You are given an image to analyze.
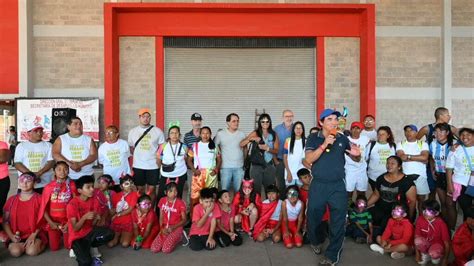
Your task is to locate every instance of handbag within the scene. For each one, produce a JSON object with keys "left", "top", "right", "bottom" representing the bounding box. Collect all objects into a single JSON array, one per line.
[
  {"left": 248, "top": 141, "right": 267, "bottom": 167},
  {"left": 162, "top": 142, "right": 183, "bottom": 173},
  {"left": 461, "top": 145, "right": 474, "bottom": 197}
]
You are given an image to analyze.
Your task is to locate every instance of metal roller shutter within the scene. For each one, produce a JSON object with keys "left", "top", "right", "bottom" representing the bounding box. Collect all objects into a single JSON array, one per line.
[{"left": 164, "top": 47, "right": 316, "bottom": 136}]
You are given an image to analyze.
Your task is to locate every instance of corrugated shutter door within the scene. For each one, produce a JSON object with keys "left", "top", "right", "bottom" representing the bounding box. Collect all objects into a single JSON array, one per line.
[{"left": 164, "top": 48, "right": 316, "bottom": 136}]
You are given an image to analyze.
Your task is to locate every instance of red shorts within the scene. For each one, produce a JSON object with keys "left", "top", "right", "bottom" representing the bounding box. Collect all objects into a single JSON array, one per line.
[
  {"left": 111, "top": 222, "right": 133, "bottom": 233},
  {"left": 282, "top": 220, "right": 303, "bottom": 247},
  {"left": 265, "top": 220, "right": 279, "bottom": 231}
]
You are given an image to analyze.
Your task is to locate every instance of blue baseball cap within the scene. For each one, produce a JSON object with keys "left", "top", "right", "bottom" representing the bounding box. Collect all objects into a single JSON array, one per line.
[
  {"left": 319, "top": 108, "right": 341, "bottom": 121},
  {"left": 403, "top": 124, "right": 418, "bottom": 132}
]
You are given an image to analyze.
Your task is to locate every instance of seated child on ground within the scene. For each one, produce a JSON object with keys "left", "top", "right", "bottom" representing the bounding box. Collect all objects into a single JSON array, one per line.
[
  {"left": 450, "top": 206, "right": 474, "bottom": 266},
  {"left": 151, "top": 182, "right": 187, "bottom": 253},
  {"left": 215, "top": 190, "right": 242, "bottom": 247},
  {"left": 253, "top": 185, "right": 282, "bottom": 243},
  {"left": 94, "top": 174, "right": 115, "bottom": 227},
  {"left": 414, "top": 199, "right": 450, "bottom": 265},
  {"left": 233, "top": 178, "right": 261, "bottom": 235},
  {"left": 3, "top": 173, "right": 46, "bottom": 257},
  {"left": 370, "top": 203, "right": 414, "bottom": 260},
  {"left": 131, "top": 194, "right": 160, "bottom": 250},
  {"left": 281, "top": 185, "right": 304, "bottom": 248},
  {"left": 108, "top": 175, "right": 139, "bottom": 248},
  {"left": 39, "top": 161, "right": 77, "bottom": 251},
  {"left": 346, "top": 195, "right": 373, "bottom": 244},
  {"left": 67, "top": 175, "right": 114, "bottom": 266},
  {"left": 189, "top": 188, "right": 221, "bottom": 251}
]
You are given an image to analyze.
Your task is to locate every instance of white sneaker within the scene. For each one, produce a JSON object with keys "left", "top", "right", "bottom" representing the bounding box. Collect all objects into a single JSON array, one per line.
[
  {"left": 431, "top": 258, "right": 440, "bottom": 265},
  {"left": 90, "top": 247, "right": 102, "bottom": 258},
  {"left": 69, "top": 249, "right": 76, "bottom": 258},
  {"left": 418, "top": 253, "right": 430, "bottom": 265},
  {"left": 369, "top": 244, "right": 384, "bottom": 255},
  {"left": 391, "top": 252, "right": 405, "bottom": 259}
]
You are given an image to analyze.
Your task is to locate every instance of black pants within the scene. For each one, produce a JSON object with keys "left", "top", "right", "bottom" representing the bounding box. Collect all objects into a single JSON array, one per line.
[
  {"left": 9, "top": 145, "right": 15, "bottom": 165},
  {"left": 275, "top": 160, "right": 286, "bottom": 200},
  {"left": 157, "top": 173, "right": 187, "bottom": 201},
  {"left": 0, "top": 177, "right": 10, "bottom": 215},
  {"left": 189, "top": 235, "right": 216, "bottom": 251},
  {"left": 459, "top": 185, "right": 473, "bottom": 221},
  {"left": 72, "top": 227, "right": 115, "bottom": 266},
  {"left": 214, "top": 231, "right": 243, "bottom": 247}
]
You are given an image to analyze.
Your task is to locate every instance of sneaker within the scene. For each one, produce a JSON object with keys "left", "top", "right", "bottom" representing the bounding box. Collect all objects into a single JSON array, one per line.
[
  {"left": 431, "top": 258, "right": 440, "bottom": 265},
  {"left": 417, "top": 253, "right": 430, "bottom": 265},
  {"left": 92, "top": 257, "right": 103, "bottom": 266},
  {"left": 69, "top": 249, "right": 76, "bottom": 258},
  {"left": 311, "top": 244, "right": 322, "bottom": 255},
  {"left": 90, "top": 247, "right": 102, "bottom": 258},
  {"left": 355, "top": 237, "right": 366, "bottom": 244},
  {"left": 318, "top": 256, "right": 336, "bottom": 266},
  {"left": 390, "top": 252, "right": 405, "bottom": 259},
  {"left": 369, "top": 244, "right": 384, "bottom": 255}
]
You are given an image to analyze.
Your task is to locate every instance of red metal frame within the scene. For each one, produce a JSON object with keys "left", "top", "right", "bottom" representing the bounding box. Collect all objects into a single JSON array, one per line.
[
  {"left": 104, "top": 3, "right": 376, "bottom": 129},
  {"left": 0, "top": 0, "right": 19, "bottom": 94}
]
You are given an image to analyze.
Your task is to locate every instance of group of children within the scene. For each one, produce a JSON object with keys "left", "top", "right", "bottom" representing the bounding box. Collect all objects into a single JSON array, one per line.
[
  {"left": 345, "top": 192, "right": 474, "bottom": 265},
  {"left": 1, "top": 161, "right": 319, "bottom": 265}
]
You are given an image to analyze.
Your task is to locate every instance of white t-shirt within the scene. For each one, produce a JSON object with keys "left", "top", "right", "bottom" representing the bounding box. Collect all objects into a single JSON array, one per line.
[
  {"left": 98, "top": 139, "right": 131, "bottom": 184},
  {"left": 283, "top": 138, "right": 305, "bottom": 182},
  {"left": 189, "top": 142, "right": 220, "bottom": 170},
  {"left": 285, "top": 199, "right": 302, "bottom": 221},
  {"left": 214, "top": 129, "right": 246, "bottom": 168},
  {"left": 361, "top": 129, "right": 377, "bottom": 142},
  {"left": 14, "top": 141, "right": 53, "bottom": 188},
  {"left": 366, "top": 142, "right": 396, "bottom": 181},
  {"left": 263, "top": 199, "right": 282, "bottom": 221},
  {"left": 397, "top": 140, "right": 429, "bottom": 179},
  {"left": 60, "top": 134, "right": 95, "bottom": 180},
  {"left": 128, "top": 125, "right": 165, "bottom": 170},
  {"left": 345, "top": 135, "right": 370, "bottom": 175},
  {"left": 446, "top": 145, "right": 474, "bottom": 186},
  {"left": 158, "top": 142, "right": 187, "bottom": 178}
]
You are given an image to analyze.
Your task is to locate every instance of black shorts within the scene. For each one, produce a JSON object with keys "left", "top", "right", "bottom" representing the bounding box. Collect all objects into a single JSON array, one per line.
[
  {"left": 132, "top": 168, "right": 160, "bottom": 186},
  {"left": 434, "top": 172, "right": 447, "bottom": 191}
]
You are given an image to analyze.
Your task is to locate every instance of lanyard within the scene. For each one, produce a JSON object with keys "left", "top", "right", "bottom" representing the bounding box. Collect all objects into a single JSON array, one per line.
[{"left": 165, "top": 198, "right": 176, "bottom": 228}]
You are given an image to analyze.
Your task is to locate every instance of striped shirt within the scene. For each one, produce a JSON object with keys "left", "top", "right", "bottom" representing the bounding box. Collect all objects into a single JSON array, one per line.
[
  {"left": 184, "top": 130, "right": 201, "bottom": 148},
  {"left": 349, "top": 210, "right": 372, "bottom": 229}
]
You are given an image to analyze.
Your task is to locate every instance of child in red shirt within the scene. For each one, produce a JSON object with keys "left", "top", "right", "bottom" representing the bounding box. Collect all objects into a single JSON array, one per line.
[
  {"left": 370, "top": 204, "right": 414, "bottom": 259},
  {"left": 39, "top": 161, "right": 77, "bottom": 251},
  {"left": 232, "top": 179, "right": 262, "bottom": 235},
  {"left": 450, "top": 206, "right": 474, "bottom": 266},
  {"left": 67, "top": 175, "right": 114, "bottom": 266},
  {"left": 189, "top": 188, "right": 221, "bottom": 251},
  {"left": 216, "top": 190, "right": 242, "bottom": 247},
  {"left": 3, "top": 173, "right": 46, "bottom": 257},
  {"left": 414, "top": 200, "right": 450, "bottom": 265},
  {"left": 131, "top": 194, "right": 159, "bottom": 250},
  {"left": 281, "top": 186, "right": 304, "bottom": 248},
  {"left": 94, "top": 174, "right": 115, "bottom": 227},
  {"left": 253, "top": 185, "right": 282, "bottom": 243},
  {"left": 151, "top": 182, "right": 187, "bottom": 253},
  {"left": 108, "top": 175, "right": 139, "bottom": 248}
]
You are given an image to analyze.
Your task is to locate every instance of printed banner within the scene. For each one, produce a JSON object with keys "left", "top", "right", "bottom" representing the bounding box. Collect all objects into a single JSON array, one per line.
[{"left": 16, "top": 98, "right": 100, "bottom": 141}]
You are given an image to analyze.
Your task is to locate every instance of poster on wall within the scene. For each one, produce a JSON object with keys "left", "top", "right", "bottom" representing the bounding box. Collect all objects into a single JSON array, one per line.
[{"left": 16, "top": 98, "right": 99, "bottom": 142}]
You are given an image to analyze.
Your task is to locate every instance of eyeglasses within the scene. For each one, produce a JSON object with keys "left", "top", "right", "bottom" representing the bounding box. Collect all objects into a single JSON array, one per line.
[
  {"left": 260, "top": 120, "right": 270, "bottom": 124},
  {"left": 140, "top": 114, "right": 151, "bottom": 119}
]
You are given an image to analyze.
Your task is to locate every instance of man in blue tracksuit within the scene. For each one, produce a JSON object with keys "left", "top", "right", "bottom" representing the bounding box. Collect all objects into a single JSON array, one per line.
[{"left": 305, "top": 109, "right": 361, "bottom": 266}]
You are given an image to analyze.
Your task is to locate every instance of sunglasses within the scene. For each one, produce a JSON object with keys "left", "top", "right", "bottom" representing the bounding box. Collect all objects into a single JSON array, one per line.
[{"left": 260, "top": 120, "right": 270, "bottom": 124}]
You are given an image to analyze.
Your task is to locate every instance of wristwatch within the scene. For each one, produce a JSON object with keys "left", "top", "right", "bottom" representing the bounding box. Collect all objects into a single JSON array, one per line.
[{"left": 407, "top": 155, "right": 412, "bottom": 160}]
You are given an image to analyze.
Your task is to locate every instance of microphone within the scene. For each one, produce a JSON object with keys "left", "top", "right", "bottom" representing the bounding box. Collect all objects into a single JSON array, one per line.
[{"left": 325, "top": 128, "right": 338, "bottom": 152}]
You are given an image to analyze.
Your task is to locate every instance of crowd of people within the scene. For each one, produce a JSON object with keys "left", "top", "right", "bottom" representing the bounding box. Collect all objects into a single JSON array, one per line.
[{"left": 0, "top": 106, "right": 472, "bottom": 266}]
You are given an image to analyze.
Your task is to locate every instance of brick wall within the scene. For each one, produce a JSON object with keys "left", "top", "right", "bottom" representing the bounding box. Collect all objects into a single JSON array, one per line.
[
  {"left": 453, "top": 37, "right": 474, "bottom": 88},
  {"left": 33, "top": 37, "right": 104, "bottom": 89},
  {"left": 33, "top": 0, "right": 106, "bottom": 25},
  {"left": 452, "top": 99, "right": 474, "bottom": 129},
  {"left": 452, "top": 0, "right": 474, "bottom": 26},
  {"left": 368, "top": 0, "right": 442, "bottom": 26},
  {"left": 325, "top": 38, "right": 360, "bottom": 125},
  {"left": 119, "top": 37, "right": 156, "bottom": 138}
]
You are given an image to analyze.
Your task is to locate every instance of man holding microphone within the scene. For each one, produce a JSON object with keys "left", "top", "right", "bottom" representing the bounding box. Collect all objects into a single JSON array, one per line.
[{"left": 305, "top": 109, "right": 361, "bottom": 266}]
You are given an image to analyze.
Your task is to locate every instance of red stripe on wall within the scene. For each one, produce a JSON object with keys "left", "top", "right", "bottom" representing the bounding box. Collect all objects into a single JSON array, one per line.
[{"left": 0, "top": 0, "right": 19, "bottom": 94}]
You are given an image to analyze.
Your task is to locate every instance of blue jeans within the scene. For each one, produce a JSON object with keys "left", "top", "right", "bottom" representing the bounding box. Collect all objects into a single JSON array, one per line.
[{"left": 220, "top": 167, "right": 244, "bottom": 192}]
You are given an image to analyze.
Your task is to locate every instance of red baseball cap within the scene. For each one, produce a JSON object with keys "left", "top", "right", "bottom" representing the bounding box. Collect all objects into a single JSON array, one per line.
[{"left": 350, "top": 122, "right": 364, "bottom": 129}]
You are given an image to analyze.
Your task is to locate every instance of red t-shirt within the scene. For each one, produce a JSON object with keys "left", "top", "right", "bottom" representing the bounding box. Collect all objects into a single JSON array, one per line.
[
  {"left": 217, "top": 204, "right": 235, "bottom": 232},
  {"left": 67, "top": 196, "right": 100, "bottom": 243},
  {"left": 190, "top": 203, "right": 221, "bottom": 236},
  {"left": 382, "top": 218, "right": 414, "bottom": 246},
  {"left": 415, "top": 216, "right": 450, "bottom": 246},
  {"left": 132, "top": 208, "right": 158, "bottom": 234},
  {"left": 94, "top": 189, "right": 114, "bottom": 216},
  {"left": 4, "top": 194, "right": 42, "bottom": 240},
  {"left": 45, "top": 180, "right": 77, "bottom": 219},
  {"left": 158, "top": 197, "right": 186, "bottom": 228},
  {"left": 111, "top": 191, "right": 139, "bottom": 225}
]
